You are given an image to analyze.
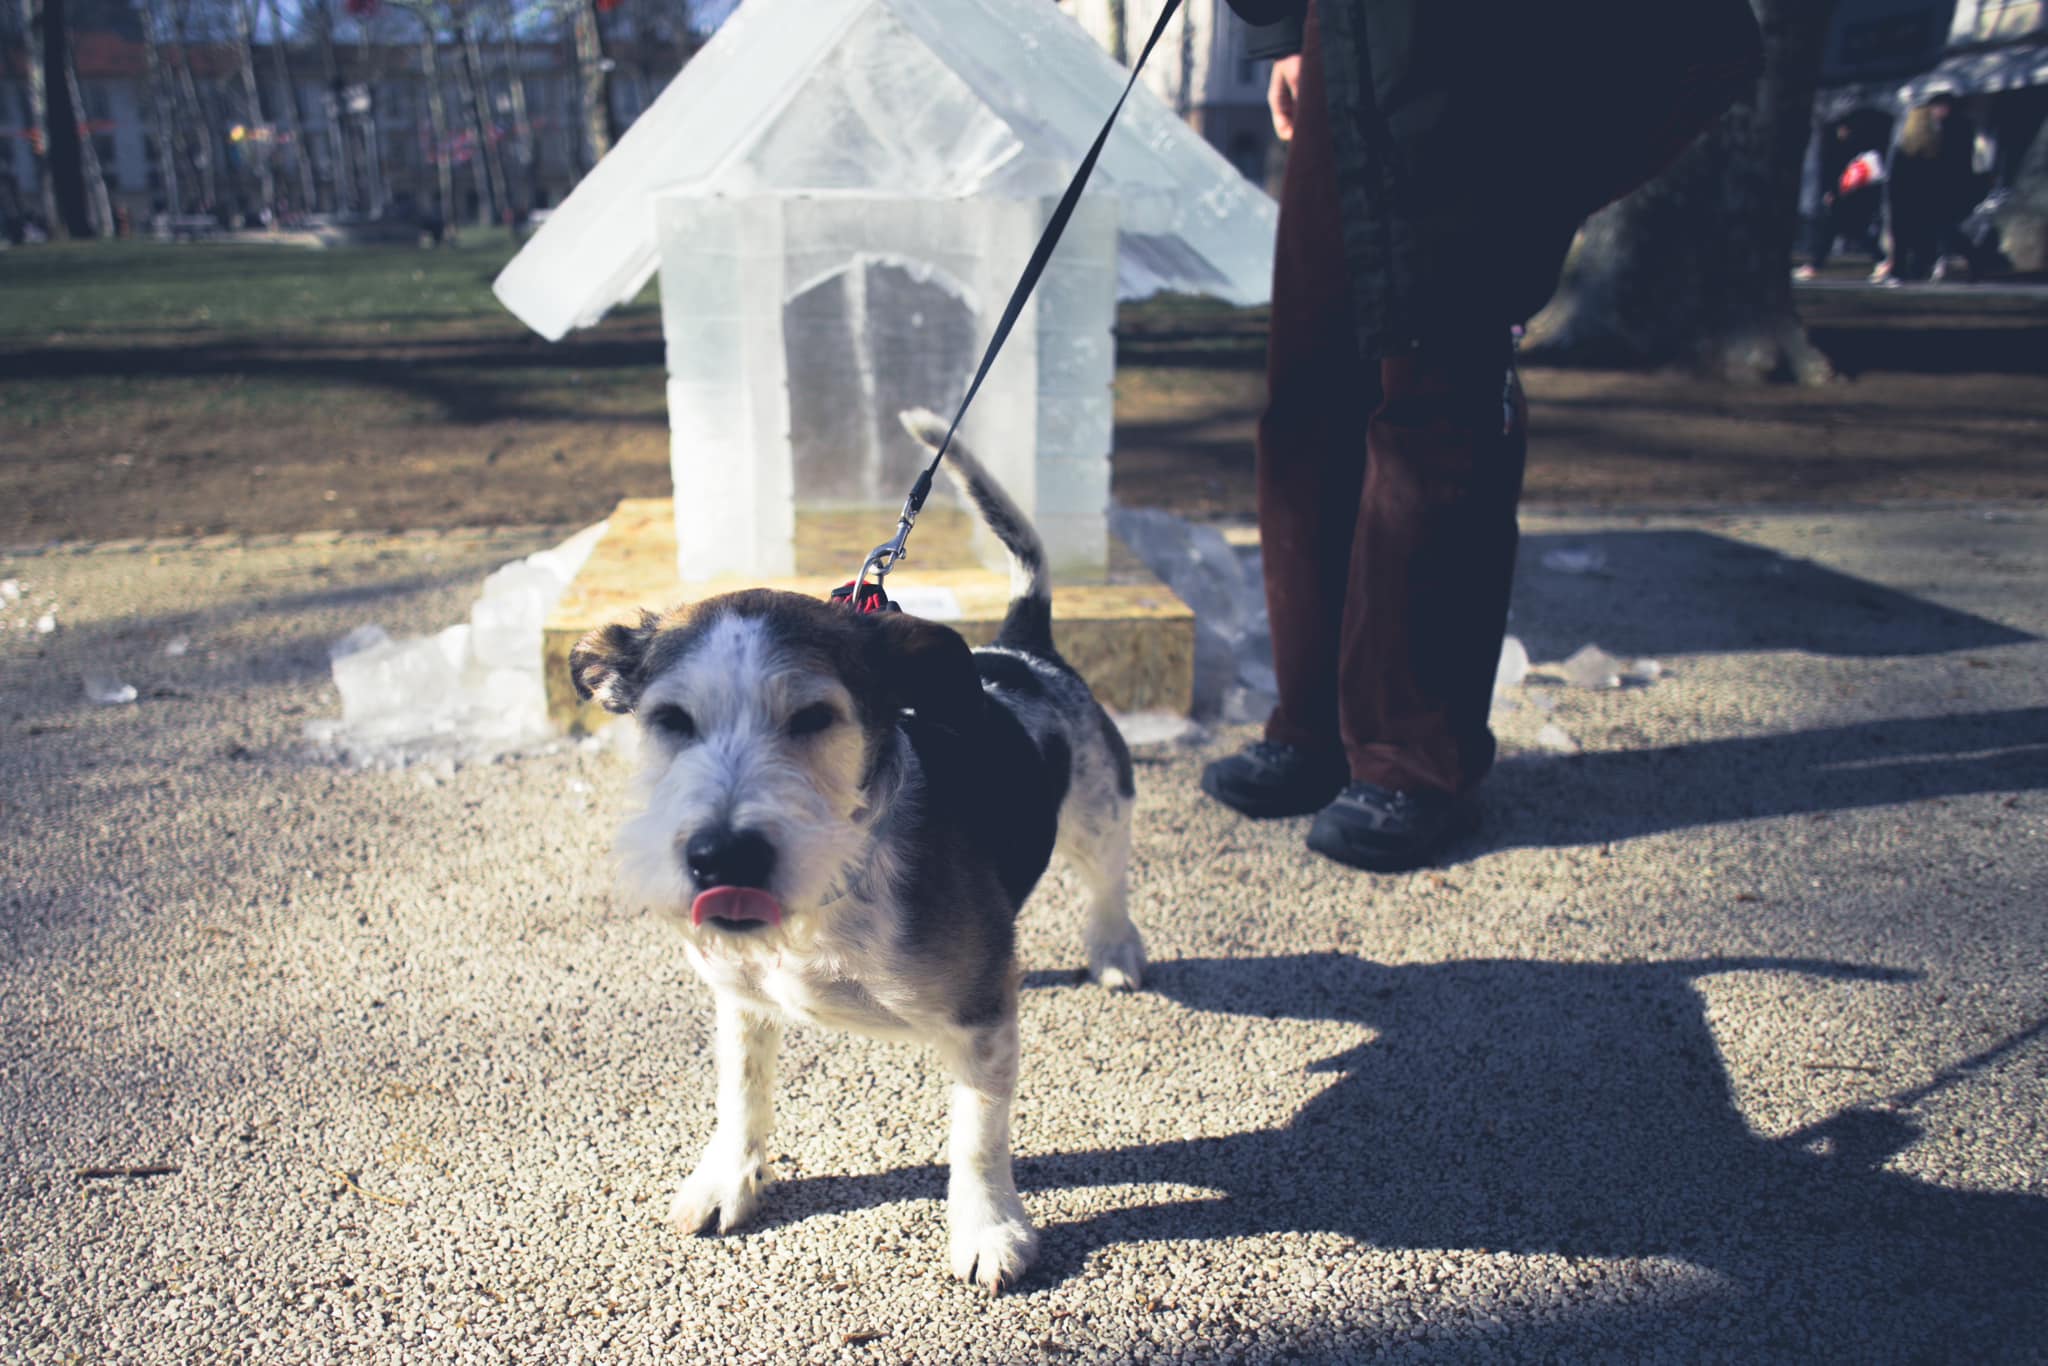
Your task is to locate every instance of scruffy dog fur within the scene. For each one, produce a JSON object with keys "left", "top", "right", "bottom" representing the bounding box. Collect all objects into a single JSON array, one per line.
[{"left": 569, "top": 410, "right": 1146, "bottom": 1293}]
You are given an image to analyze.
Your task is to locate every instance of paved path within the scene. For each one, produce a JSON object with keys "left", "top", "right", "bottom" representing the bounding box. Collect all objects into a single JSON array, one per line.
[
  {"left": 3, "top": 506, "right": 2044, "bottom": 1363},
  {"left": 1799, "top": 275, "right": 2048, "bottom": 301}
]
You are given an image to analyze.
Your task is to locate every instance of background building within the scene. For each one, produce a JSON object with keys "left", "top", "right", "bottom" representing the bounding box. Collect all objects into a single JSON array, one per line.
[{"left": 0, "top": 0, "right": 1278, "bottom": 238}]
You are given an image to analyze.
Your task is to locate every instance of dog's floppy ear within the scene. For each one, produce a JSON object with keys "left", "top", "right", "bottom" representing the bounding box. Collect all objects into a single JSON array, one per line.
[
  {"left": 569, "top": 609, "right": 660, "bottom": 714},
  {"left": 863, "top": 610, "right": 986, "bottom": 733}
]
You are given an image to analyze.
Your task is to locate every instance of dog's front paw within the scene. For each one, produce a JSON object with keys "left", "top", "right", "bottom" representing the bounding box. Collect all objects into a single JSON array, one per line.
[
  {"left": 1087, "top": 926, "right": 1146, "bottom": 991},
  {"left": 668, "top": 1148, "right": 773, "bottom": 1236},
  {"left": 949, "top": 1195, "right": 1039, "bottom": 1295}
]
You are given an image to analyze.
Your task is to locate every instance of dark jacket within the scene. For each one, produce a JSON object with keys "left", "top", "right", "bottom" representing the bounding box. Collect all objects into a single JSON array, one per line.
[{"left": 1225, "top": 0, "right": 1762, "bottom": 354}]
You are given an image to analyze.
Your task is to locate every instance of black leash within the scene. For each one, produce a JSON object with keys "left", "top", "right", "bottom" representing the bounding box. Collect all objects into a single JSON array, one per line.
[{"left": 834, "top": 0, "right": 1185, "bottom": 613}]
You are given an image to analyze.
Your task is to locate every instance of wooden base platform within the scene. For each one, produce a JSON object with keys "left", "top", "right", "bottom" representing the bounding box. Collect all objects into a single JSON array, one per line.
[{"left": 543, "top": 499, "right": 1196, "bottom": 733}]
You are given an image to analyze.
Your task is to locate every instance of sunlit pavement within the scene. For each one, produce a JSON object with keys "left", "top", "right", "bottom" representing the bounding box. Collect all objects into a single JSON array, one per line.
[{"left": 3, "top": 504, "right": 2044, "bottom": 1361}]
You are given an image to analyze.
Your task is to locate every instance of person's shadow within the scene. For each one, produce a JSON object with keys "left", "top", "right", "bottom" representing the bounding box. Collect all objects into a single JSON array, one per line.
[
  {"left": 1480, "top": 705, "right": 2048, "bottom": 850},
  {"left": 763, "top": 953, "right": 2048, "bottom": 1355}
]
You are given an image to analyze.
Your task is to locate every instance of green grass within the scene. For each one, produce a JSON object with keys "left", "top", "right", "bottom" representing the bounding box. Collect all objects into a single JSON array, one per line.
[
  {"left": 0, "top": 240, "right": 1260, "bottom": 445},
  {"left": 0, "top": 237, "right": 667, "bottom": 435},
  {"left": 0, "top": 237, "right": 661, "bottom": 342},
  {"left": 0, "top": 238, "right": 1267, "bottom": 349}
]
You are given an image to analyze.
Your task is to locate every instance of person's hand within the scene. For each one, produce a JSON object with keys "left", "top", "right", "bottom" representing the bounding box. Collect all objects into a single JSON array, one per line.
[{"left": 1268, "top": 55, "right": 1302, "bottom": 142}]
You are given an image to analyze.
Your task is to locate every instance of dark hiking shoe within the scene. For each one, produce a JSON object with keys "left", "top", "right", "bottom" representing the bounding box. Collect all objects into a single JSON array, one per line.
[
  {"left": 1201, "top": 741, "right": 1348, "bottom": 819},
  {"left": 1306, "top": 782, "right": 1478, "bottom": 872}
]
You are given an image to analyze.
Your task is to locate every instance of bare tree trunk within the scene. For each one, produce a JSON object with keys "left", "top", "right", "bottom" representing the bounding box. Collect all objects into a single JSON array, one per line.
[
  {"left": 138, "top": 0, "right": 184, "bottom": 215},
  {"left": 492, "top": 0, "right": 535, "bottom": 215},
  {"left": 38, "top": 0, "right": 90, "bottom": 237},
  {"left": 355, "top": 25, "right": 385, "bottom": 215},
  {"left": 1105, "top": 0, "right": 1126, "bottom": 64},
  {"left": 309, "top": 1, "right": 353, "bottom": 212},
  {"left": 63, "top": 53, "right": 112, "bottom": 234},
  {"left": 416, "top": 16, "right": 456, "bottom": 239},
  {"left": 1523, "top": 0, "right": 1837, "bottom": 383},
  {"left": 260, "top": 0, "right": 318, "bottom": 215},
  {"left": 14, "top": 0, "right": 60, "bottom": 233},
  {"left": 448, "top": 19, "right": 492, "bottom": 227},
  {"left": 454, "top": 11, "right": 509, "bottom": 232},
  {"left": 231, "top": 0, "right": 277, "bottom": 222},
  {"left": 359, "top": 89, "right": 385, "bottom": 214},
  {"left": 571, "top": 0, "right": 610, "bottom": 168},
  {"left": 169, "top": 0, "right": 219, "bottom": 214}
]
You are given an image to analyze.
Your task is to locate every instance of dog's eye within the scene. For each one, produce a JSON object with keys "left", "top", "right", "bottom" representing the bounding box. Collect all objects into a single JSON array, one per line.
[
  {"left": 646, "top": 704, "right": 697, "bottom": 741},
  {"left": 787, "top": 702, "right": 836, "bottom": 738}
]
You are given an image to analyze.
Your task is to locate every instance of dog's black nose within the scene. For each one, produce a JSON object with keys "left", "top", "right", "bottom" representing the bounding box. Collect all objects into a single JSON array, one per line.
[{"left": 683, "top": 828, "right": 777, "bottom": 890}]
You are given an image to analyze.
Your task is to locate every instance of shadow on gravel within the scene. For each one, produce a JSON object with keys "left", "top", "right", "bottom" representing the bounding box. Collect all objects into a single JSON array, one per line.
[
  {"left": 1478, "top": 706, "right": 2048, "bottom": 850},
  {"left": 774, "top": 954, "right": 2048, "bottom": 1355},
  {"left": 1511, "top": 529, "right": 2035, "bottom": 663}
]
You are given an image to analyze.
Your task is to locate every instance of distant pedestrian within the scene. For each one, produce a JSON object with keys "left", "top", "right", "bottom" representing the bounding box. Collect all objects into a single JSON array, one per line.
[
  {"left": 1799, "top": 120, "right": 1884, "bottom": 278},
  {"left": 1882, "top": 95, "right": 1982, "bottom": 283}
]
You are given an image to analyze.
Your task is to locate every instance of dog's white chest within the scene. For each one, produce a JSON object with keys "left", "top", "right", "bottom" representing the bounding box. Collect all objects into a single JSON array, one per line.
[
  {"left": 694, "top": 950, "right": 919, "bottom": 1041},
  {"left": 761, "top": 964, "right": 915, "bottom": 1038}
]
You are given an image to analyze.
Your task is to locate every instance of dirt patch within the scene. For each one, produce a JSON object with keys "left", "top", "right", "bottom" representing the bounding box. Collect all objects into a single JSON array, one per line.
[
  {"left": 1, "top": 320, "right": 671, "bottom": 543},
  {"left": 1109, "top": 287, "right": 2048, "bottom": 519},
  {"left": 3, "top": 286, "right": 2043, "bottom": 545}
]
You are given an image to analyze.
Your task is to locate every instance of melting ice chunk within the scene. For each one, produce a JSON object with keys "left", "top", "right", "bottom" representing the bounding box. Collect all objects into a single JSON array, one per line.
[
  {"left": 1493, "top": 634, "right": 1530, "bottom": 703},
  {"left": 329, "top": 623, "right": 391, "bottom": 662},
  {"left": 1541, "top": 547, "right": 1608, "bottom": 575},
  {"left": 1111, "top": 507, "right": 1270, "bottom": 718},
  {"left": 1113, "top": 711, "right": 1200, "bottom": 748},
  {"left": 1220, "top": 684, "right": 1277, "bottom": 725},
  {"left": 84, "top": 673, "right": 138, "bottom": 705},
  {"left": 1561, "top": 644, "right": 1627, "bottom": 690},
  {"left": 310, "top": 522, "right": 608, "bottom": 768}
]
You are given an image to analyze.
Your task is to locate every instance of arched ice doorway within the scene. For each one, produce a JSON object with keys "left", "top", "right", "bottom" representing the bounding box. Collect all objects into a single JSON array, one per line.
[{"left": 783, "top": 254, "right": 979, "bottom": 508}]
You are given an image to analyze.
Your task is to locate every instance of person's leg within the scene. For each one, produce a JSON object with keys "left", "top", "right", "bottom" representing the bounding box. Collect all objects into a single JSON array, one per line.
[
  {"left": 1818, "top": 200, "right": 1845, "bottom": 267},
  {"left": 1794, "top": 209, "right": 1827, "bottom": 279},
  {"left": 1872, "top": 184, "right": 1898, "bottom": 281},
  {"left": 1204, "top": 0, "right": 1367, "bottom": 817},
  {"left": 1305, "top": 329, "right": 1525, "bottom": 870},
  {"left": 1258, "top": 1, "right": 1376, "bottom": 756},
  {"left": 1934, "top": 214, "right": 1976, "bottom": 280},
  {"left": 1893, "top": 182, "right": 1936, "bottom": 280},
  {"left": 1337, "top": 330, "right": 1524, "bottom": 797},
  {"left": 1835, "top": 197, "right": 1867, "bottom": 266}
]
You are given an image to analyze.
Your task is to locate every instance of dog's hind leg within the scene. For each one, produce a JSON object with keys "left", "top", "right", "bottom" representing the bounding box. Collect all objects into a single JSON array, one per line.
[
  {"left": 670, "top": 996, "right": 781, "bottom": 1235},
  {"left": 1060, "top": 798, "right": 1146, "bottom": 991},
  {"left": 940, "top": 1014, "right": 1039, "bottom": 1294}
]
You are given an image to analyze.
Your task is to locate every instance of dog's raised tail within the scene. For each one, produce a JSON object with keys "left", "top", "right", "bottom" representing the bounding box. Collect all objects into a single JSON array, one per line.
[{"left": 897, "top": 408, "right": 1053, "bottom": 654}]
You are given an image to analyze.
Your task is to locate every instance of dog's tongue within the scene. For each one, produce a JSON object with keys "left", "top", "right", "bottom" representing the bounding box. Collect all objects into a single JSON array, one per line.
[{"left": 690, "top": 886, "right": 783, "bottom": 928}]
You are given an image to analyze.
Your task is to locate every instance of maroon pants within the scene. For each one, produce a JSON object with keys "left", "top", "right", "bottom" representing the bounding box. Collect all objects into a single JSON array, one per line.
[{"left": 1258, "top": 5, "right": 1527, "bottom": 797}]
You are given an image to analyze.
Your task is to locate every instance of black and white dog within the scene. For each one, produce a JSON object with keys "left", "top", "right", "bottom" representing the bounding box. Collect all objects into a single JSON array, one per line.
[{"left": 569, "top": 410, "right": 1146, "bottom": 1293}]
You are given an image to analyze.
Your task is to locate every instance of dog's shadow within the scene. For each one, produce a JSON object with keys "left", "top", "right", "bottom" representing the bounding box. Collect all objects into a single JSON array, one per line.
[{"left": 760, "top": 952, "right": 2048, "bottom": 1349}]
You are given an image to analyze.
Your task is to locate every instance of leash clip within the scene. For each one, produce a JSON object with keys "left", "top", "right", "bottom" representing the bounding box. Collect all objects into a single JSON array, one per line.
[{"left": 830, "top": 485, "right": 922, "bottom": 614}]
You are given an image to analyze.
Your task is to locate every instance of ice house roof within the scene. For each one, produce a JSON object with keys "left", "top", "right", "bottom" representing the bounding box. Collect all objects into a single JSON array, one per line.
[{"left": 493, "top": 0, "right": 1277, "bottom": 341}]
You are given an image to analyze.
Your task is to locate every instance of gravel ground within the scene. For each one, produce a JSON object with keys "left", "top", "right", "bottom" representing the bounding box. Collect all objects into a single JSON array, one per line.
[{"left": 3, "top": 507, "right": 2044, "bottom": 1364}]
